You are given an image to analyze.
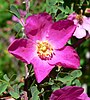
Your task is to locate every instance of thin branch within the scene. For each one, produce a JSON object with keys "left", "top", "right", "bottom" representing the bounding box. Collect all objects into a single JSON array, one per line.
[
  {"left": 21, "top": 91, "right": 28, "bottom": 100},
  {"left": 25, "top": 64, "right": 29, "bottom": 79},
  {"left": 25, "top": 0, "right": 30, "bottom": 13},
  {"left": 22, "top": 64, "right": 29, "bottom": 100}
]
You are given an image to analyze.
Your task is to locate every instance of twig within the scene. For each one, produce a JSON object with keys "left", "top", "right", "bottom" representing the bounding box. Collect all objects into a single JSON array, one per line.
[
  {"left": 25, "top": 64, "right": 29, "bottom": 79},
  {"left": 22, "top": 64, "right": 29, "bottom": 100},
  {"left": 21, "top": 91, "right": 28, "bottom": 100},
  {"left": 25, "top": 0, "right": 30, "bottom": 13}
]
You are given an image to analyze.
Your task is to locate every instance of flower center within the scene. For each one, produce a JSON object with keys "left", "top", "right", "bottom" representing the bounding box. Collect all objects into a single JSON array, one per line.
[
  {"left": 36, "top": 40, "right": 53, "bottom": 60},
  {"left": 76, "top": 14, "right": 83, "bottom": 24}
]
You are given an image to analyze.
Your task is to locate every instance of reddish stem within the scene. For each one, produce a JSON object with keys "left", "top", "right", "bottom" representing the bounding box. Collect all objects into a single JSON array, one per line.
[
  {"left": 22, "top": 64, "right": 29, "bottom": 100},
  {"left": 72, "top": 37, "right": 86, "bottom": 48},
  {"left": 25, "top": 0, "right": 30, "bottom": 13}
]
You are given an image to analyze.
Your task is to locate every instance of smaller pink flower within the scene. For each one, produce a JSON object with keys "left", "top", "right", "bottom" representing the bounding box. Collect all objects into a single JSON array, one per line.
[
  {"left": 85, "top": 8, "right": 90, "bottom": 13},
  {"left": 68, "top": 12, "right": 90, "bottom": 39},
  {"left": 50, "top": 86, "right": 90, "bottom": 100}
]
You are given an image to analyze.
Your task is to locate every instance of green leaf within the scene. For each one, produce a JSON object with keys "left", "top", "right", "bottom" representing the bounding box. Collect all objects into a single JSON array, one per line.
[
  {"left": 58, "top": 5, "right": 65, "bottom": 12},
  {"left": 64, "top": 6, "right": 70, "bottom": 14},
  {"left": 46, "top": 0, "right": 64, "bottom": 6},
  {"left": 10, "top": 4, "right": 20, "bottom": 18},
  {"left": 18, "top": 83, "right": 24, "bottom": 89},
  {"left": 0, "top": 71, "right": 3, "bottom": 76},
  {"left": 48, "top": 78, "right": 54, "bottom": 85},
  {"left": 80, "top": 0, "right": 84, "bottom": 6},
  {"left": 9, "top": 74, "right": 17, "bottom": 82},
  {"left": 56, "top": 13, "right": 67, "bottom": 21},
  {"left": 31, "top": 86, "right": 40, "bottom": 100},
  {"left": 68, "top": 40, "right": 72, "bottom": 45},
  {"left": 80, "top": 59, "right": 84, "bottom": 65},
  {"left": 70, "top": 70, "right": 82, "bottom": 79},
  {"left": 3, "top": 74, "right": 10, "bottom": 82},
  {"left": 46, "top": 0, "right": 57, "bottom": 6},
  {"left": 0, "top": 83, "right": 8, "bottom": 94},
  {"left": 59, "top": 0, "right": 64, "bottom": 4},
  {"left": 51, "top": 84, "right": 60, "bottom": 91},
  {"left": 25, "top": 13, "right": 32, "bottom": 19},
  {"left": 13, "top": 23, "right": 22, "bottom": 33},
  {"left": 9, "top": 84, "right": 20, "bottom": 99},
  {"left": 9, "top": 90, "right": 20, "bottom": 99},
  {"left": 56, "top": 74, "right": 73, "bottom": 83},
  {"left": 66, "top": 81, "right": 72, "bottom": 86},
  {"left": 72, "top": 79, "right": 81, "bottom": 86},
  {"left": 46, "top": 5, "right": 58, "bottom": 14},
  {"left": 70, "top": 3, "right": 74, "bottom": 13},
  {"left": 13, "top": 84, "right": 19, "bottom": 94}
]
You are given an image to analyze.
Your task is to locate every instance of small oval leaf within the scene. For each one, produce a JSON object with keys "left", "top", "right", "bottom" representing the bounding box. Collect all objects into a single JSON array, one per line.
[
  {"left": 31, "top": 86, "right": 40, "bottom": 100},
  {"left": 10, "top": 4, "right": 20, "bottom": 18},
  {"left": 10, "top": 74, "right": 17, "bottom": 82},
  {"left": 72, "top": 79, "right": 81, "bottom": 86},
  {"left": 3, "top": 74, "right": 10, "bottom": 82},
  {"left": 0, "top": 83, "right": 8, "bottom": 94},
  {"left": 70, "top": 70, "right": 82, "bottom": 79},
  {"left": 9, "top": 90, "right": 20, "bottom": 99}
]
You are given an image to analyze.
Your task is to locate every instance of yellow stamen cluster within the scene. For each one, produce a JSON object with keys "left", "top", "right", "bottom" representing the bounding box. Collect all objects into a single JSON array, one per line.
[
  {"left": 76, "top": 14, "right": 83, "bottom": 24},
  {"left": 76, "top": 10, "right": 83, "bottom": 24},
  {"left": 36, "top": 40, "right": 53, "bottom": 60}
]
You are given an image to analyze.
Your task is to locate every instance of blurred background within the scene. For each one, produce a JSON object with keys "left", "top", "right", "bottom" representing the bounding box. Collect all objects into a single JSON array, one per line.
[{"left": 0, "top": 0, "right": 90, "bottom": 96}]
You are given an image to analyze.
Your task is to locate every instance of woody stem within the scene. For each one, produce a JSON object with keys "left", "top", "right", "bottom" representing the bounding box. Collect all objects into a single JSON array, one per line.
[{"left": 23, "top": 64, "right": 29, "bottom": 100}]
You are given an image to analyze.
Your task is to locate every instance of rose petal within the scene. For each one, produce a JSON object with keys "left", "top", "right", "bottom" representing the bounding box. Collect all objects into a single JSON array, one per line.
[
  {"left": 8, "top": 38, "right": 36, "bottom": 64},
  {"left": 82, "top": 21, "right": 90, "bottom": 34},
  {"left": 48, "top": 46, "right": 80, "bottom": 69},
  {"left": 78, "top": 93, "right": 90, "bottom": 100},
  {"left": 74, "top": 26, "right": 86, "bottom": 39},
  {"left": 68, "top": 13, "right": 77, "bottom": 20},
  {"left": 45, "top": 20, "right": 76, "bottom": 49},
  {"left": 24, "top": 12, "right": 52, "bottom": 37},
  {"left": 31, "top": 57, "right": 55, "bottom": 83},
  {"left": 50, "top": 86, "right": 84, "bottom": 100},
  {"left": 51, "top": 20, "right": 75, "bottom": 30}
]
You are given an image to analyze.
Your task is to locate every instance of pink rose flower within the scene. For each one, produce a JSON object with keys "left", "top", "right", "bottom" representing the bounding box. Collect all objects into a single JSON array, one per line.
[
  {"left": 50, "top": 86, "right": 90, "bottom": 100},
  {"left": 8, "top": 13, "right": 80, "bottom": 83},
  {"left": 68, "top": 12, "right": 90, "bottom": 39}
]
